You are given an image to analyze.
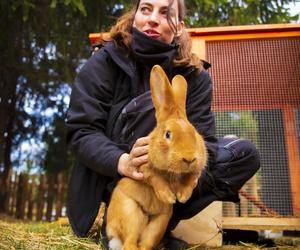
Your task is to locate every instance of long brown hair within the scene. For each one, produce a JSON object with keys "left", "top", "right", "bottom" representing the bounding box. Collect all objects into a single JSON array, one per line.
[{"left": 109, "top": 0, "right": 202, "bottom": 70}]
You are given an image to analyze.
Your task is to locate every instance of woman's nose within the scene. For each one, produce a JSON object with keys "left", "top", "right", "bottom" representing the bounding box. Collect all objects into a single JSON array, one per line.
[{"left": 149, "top": 10, "right": 160, "bottom": 25}]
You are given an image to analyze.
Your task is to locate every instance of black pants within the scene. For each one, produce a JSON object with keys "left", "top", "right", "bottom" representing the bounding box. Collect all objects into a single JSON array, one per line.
[{"left": 100, "top": 137, "right": 260, "bottom": 245}]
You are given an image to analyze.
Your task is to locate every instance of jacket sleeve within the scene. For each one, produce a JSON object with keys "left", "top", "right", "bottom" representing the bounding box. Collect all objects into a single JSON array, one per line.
[
  {"left": 186, "top": 70, "right": 218, "bottom": 167},
  {"left": 66, "top": 51, "right": 125, "bottom": 178}
]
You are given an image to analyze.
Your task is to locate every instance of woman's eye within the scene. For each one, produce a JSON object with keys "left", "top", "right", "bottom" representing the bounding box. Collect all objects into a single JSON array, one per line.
[
  {"left": 140, "top": 6, "right": 151, "bottom": 14},
  {"left": 161, "top": 10, "right": 168, "bottom": 16},
  {"left": 165, "top": 130, "right": 172, "bottom": 140}
]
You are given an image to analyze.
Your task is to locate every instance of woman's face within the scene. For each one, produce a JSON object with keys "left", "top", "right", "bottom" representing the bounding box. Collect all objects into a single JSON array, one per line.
[{"left": 133, "top": 0, "right": 183, "bottom": 44}]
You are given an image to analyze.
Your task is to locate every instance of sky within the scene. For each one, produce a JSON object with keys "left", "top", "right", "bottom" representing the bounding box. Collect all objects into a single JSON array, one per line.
[{"left": 289, "top": 1, "right": 300, "bottom": 17}]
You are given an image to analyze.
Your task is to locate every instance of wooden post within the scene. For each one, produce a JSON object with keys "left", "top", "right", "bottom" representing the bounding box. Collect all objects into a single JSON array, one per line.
[
  {"left": 191, "top": 37, "right": 206, "bottom": 60},
  {"left": 223, "top": 202, "right": 236, "bottom": 217},
  {"left": 247, "top": 176, "right": 261, "bottom": 216},
  {"left": 240, "top": 194, "right": 248, "bottom": 217},
  {"left": 283, "top": 106, "right": 300, "bottom": 216}
]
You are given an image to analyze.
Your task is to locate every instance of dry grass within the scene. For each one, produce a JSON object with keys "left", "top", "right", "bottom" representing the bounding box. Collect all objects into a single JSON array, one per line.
[
  {"left": 0, "top": 214, "right": 299, "bottom": 250},
  {"left": 0, "top": 214, "right": 103, "bottom": 250}
]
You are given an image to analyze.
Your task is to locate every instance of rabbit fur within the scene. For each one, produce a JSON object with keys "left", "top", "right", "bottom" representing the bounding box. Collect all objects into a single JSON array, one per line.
[{"left": 106, "top": 65, "right": 207, "bottom": 250}]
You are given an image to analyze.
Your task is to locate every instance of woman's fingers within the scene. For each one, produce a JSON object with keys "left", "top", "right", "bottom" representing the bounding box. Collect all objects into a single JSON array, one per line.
[
  {"left": 131, "top": 145, "right": 149, "bottom": 158},
  {"left": 130, "top": 169, "right": 144, "bottom": 180},
  {"left": 133, "top": 136, "right": 150, "bottom": 148},
  {"left": 117, "top": 137, "right": 150, "bottom": 181},
  {"left": 129, "top": 136, "right": 149, "bottom": 168},
  {"left": 127, "top": 137, "right": 150, "bottom": 180},
  {"left": 130, "top": 153, "right": 148, "bottom": 167}
]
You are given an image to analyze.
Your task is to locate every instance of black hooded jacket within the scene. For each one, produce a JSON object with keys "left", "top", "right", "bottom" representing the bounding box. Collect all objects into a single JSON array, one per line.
[{"left": 66, "top": 35, "right": 217, "bottom": 236}]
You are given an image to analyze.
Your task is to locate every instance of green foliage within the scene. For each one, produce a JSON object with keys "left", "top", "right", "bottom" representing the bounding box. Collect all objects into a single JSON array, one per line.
[
  {"left": 43, "top": 114, "right": 74, "bottom": 174},
  {"left": 215, "top": 111, "right": 259, "bottom": 146},
  {"left": 185, "top": 0, "right": 299, "bottom": 27},
  {"left": 51, "top": 0, "right": 87, "bottom": 16}
]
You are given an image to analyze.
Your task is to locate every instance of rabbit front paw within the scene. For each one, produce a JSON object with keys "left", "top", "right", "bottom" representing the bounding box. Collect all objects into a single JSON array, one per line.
[
  {"left": 155, "top": 188, "right": 176, "bottom": 204},
  {"left": 176, "top": 187, "right": 193, "bottom": 203}
]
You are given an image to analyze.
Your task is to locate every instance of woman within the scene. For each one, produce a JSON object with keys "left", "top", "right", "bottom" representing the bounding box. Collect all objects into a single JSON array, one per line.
[{"left": 66, "top": 0, "right": 260, "bottom": 249}]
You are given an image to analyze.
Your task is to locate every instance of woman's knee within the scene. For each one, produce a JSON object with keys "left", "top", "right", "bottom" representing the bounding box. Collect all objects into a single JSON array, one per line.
[
  {"left": 217, "top": 138, "right": 259, "bottom": 163},
  {"left": 240, "top": 139, "right": 260, "bottom": 173},
  {"left": 228, "top": 138, "right": 259, "bottom": 159},
  {"left": 242, "top": 139, "right": 258, "bottom": 155},
  {"left": 218, "top": 138, "right": 261, "bottom": 175}
]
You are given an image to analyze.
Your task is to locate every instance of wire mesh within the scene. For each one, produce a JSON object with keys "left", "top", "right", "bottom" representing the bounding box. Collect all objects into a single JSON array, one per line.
[{"left": 206, "top": 37, "right": 300, "bottom": 217}]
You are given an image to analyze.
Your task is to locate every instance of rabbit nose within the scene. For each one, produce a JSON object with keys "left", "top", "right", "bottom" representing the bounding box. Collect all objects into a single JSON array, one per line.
[{"left": 183, "top": 157, "right": 196, "bottom": 165}]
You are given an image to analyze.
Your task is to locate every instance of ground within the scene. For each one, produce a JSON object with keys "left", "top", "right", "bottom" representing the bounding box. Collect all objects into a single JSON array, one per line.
[{"left": 0, "top": 214, "right": 299, "bottom": 250}]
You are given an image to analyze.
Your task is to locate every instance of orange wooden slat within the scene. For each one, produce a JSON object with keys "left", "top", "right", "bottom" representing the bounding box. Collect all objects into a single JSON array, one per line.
[{"left": 283, "top": 107, "right": 300, "bottom": 216}]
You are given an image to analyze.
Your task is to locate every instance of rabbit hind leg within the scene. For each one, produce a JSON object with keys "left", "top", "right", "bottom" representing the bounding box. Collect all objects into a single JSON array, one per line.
[
  {"left": 106, "top": 222, "right": 123, "bottom": 250},
  {"left": 138, "top": 209, "right": 172, "bottom": 250},
  {"left": 108, "top": 237, "right": 122, "bottom": 250},
  {"left": 121, "top": 197, "right": 148, "bottom": 250}
]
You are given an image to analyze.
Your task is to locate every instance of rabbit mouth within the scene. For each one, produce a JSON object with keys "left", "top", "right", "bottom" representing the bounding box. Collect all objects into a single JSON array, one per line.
[{"left": 167, "top": 160, "right": 200, "bottom": 174}]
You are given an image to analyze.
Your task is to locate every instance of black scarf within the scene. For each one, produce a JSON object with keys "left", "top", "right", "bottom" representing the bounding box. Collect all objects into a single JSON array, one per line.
[
  {"left": 131, "top": 28, "right": 179, "bottom": 93},
  {"left": 131, "top": 27, "right": 179, "bottom": 69}
]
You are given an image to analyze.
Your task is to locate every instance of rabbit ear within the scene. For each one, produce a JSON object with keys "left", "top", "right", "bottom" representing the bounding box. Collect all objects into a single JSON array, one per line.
[
  {"left": 171, "top": 75, "right": 187, "bottom": 116},
  {"left": 150, "top": 65, "right": 175, "bottom": 121}
]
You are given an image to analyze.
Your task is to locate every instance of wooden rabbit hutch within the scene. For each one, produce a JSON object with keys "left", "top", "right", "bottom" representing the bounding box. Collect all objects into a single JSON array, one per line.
[
  {"left": 89, "top": 23, "right": 300, "bottom": 241},
  {"left": 187, "top": 24, "right": 300, "bottom": 231}
]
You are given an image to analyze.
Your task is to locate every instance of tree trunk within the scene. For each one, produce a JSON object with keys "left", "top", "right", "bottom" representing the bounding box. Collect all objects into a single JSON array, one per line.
[
  {"left": 15, "top": 173, "right": 28, "bottom": 219},
  {"left": 9, "top": 172, "right": 18, "bottom": 216},
  {"left": 0, "top": 68, "right": 18, "bottom": 213},
  {"left": 36, "top": 174, "right": 46, "bottom": 221},
  {"left": 46, "top": 173, "right": 56, "bottom": 222},
  {"left": 55, "top": 172, "right": 64, "bottom": 220},
  {"left": 27, "top": 174, "right": 36, "bottom": 220}
]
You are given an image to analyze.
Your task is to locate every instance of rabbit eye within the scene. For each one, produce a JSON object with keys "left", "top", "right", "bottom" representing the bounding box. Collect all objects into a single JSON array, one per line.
[{"left": 165, "top": 130, "right": 172, "bottom": 140}]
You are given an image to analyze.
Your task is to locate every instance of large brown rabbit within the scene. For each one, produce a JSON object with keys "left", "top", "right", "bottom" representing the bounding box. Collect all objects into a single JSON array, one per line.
[{"left": 106, "top": 65, "right": 207, "bottom": 250}]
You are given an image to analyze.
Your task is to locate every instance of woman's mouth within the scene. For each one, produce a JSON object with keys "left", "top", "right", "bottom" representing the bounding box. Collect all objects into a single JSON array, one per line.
[{"left": 144, "top": 29, "right": 160, "bottom": 39}]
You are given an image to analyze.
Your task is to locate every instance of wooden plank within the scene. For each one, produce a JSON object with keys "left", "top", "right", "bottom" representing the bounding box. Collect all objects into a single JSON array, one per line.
[
  {"left": 89, "top": 32, "right": 110, "bottom": 45},
  {"left": 190, "top": 31, "right": 300, "bottom": 41},
  {"left": 89, "top": 24, "right": 300, "bottom": 45},
  {"left": 213, "top": 103, "right": 300, "bottom": 112},
  {"left": 223, "top": 217, "right": 300, "bottom": 231},
  {"left": 188, "top": 24, "right": 300, "bottom": 36}
]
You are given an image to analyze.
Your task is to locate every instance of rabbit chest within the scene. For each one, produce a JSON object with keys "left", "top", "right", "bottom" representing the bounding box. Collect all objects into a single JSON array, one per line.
[{"left": 116, "top": 177, "right": 173, "bottom": 215}]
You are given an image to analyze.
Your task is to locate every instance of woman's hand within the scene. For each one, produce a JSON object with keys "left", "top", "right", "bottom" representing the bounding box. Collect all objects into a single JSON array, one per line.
[{"left": 117, "top": 137, "right": 150, "bottom": 181}]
